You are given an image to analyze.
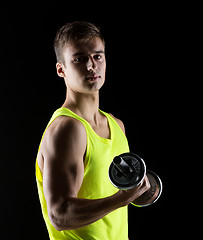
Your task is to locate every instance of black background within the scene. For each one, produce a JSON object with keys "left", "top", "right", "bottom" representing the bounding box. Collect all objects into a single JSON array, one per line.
[{"left": 1, "top": 2, "right": 192, "bottom": 239}]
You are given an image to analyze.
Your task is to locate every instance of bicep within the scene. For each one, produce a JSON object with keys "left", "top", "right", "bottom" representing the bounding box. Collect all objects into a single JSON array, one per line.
[{"left": 42, "top": 118, "right": 86, "bottom": 206}]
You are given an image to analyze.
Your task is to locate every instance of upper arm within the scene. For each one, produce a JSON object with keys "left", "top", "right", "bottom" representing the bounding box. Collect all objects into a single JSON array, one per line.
[{"left": 41, "top": 117, "right": 87, "bottom": 208}]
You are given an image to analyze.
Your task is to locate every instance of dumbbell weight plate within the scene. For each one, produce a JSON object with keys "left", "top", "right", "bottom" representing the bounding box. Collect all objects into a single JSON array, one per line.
[
  {"left": 108, "top": 153, "right": 146, "bottom": 190},
  {"left": 131, "top": 170, "right": 163, "bottom": 207}
]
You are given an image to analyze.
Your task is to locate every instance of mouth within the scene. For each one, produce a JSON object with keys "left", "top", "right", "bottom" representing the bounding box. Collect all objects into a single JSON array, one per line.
[{"left": 86, "top": 74, "right": 101, "bottom": 82}]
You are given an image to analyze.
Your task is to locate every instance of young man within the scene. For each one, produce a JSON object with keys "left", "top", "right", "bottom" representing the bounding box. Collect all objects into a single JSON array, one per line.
[{"left": 36, "top": 21, "right": 150, "bottom": 240}]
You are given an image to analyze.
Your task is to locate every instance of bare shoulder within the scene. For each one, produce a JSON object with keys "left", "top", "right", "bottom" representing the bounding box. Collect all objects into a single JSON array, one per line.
[
  {"left": 44, "top": 116, "right": 86, "bottom": 153},
  {"left": 108, "top": 113, "right": 126, "bottom": 135},
  {"left": 46, "top": 116, "right": 86, "bottom": 141},
  {"left": 38, "top": 116, "right": 87, "bottom": 172}
]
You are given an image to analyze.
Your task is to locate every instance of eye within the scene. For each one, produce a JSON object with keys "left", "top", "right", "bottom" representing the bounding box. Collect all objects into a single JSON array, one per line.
[
  {"left": 94, "top": 54, "right": 103, "bottom": 61},
  {"left": 73, "top": 56, "right": 88, "bottom": 63}
]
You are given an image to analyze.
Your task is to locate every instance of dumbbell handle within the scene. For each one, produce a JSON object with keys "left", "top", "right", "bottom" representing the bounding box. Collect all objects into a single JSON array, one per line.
[{"left": 113, "top": 156, "right": 134, "bottom": 177}]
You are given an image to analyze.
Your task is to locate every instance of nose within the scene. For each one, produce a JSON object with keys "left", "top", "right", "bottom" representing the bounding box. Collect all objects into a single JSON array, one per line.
[{"left": 87, "top": 57, "right": 97, "bottom": 72}]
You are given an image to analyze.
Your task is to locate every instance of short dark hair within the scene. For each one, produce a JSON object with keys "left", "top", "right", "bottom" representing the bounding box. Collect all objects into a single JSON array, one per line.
[{"left": 54, "top": 21, "right": 105, "bottom": 63}]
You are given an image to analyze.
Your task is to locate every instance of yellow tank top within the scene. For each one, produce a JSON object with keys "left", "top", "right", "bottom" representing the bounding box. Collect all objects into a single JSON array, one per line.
[{"left": 36, "top": 107, "right": 130, "bottom": 240}]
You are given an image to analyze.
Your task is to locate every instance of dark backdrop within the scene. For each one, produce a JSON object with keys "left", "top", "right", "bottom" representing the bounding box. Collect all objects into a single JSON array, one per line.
[{"left": 1, "top": 2, "right": 185, "bottom": 239}]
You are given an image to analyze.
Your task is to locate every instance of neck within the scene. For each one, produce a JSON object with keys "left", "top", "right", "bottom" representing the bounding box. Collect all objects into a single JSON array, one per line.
[{"left": 62, "top": 89, "right": 100, "bottom": 124}]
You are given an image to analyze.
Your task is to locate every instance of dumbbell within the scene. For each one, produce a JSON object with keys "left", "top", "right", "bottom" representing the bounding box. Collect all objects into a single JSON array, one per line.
[{"left": 109, "top": 153, "right": 163, "bottom": 207}]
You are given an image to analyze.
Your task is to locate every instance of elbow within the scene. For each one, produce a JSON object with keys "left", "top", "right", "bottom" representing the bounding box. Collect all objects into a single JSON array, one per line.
[
  {"left": 48, "top": 211, "right": 65, "bottom": 231},
  {"left": 47, "top": 203, "right": 74, "bottom": 231}
]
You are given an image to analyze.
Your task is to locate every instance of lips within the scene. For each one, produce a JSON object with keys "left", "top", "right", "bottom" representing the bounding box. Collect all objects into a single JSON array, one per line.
[{"left": 86, "top": 74, "right": 101, "bottom": 81}]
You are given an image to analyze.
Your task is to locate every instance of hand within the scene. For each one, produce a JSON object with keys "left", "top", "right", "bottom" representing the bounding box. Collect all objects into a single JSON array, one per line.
[
  {"left": 118, "top": 175, "right": 151, "bottom": 206},
  {"left": 132, "top": 172, "right": 161, "bottom": 206}
]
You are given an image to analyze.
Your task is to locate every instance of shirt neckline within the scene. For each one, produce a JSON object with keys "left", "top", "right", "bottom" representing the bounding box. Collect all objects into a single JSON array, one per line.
[{"left": 59, "top": 107, "right": 112, "bottom": 143}]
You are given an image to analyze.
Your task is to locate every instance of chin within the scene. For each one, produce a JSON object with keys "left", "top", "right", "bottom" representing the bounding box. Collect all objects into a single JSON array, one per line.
[{"left": 85, "top": 79, "right": 105, "bottom": 92}]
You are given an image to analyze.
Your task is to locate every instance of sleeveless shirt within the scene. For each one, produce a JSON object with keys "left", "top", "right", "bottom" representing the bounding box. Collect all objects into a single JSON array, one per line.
[{"left": 36, "top": 107, "right": 130, "bottom": 240}]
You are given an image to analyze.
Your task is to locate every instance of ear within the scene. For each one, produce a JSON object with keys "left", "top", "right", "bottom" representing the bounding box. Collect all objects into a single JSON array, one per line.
[{"left": 56, "top": 62, "right": 65, "bottom": 78}]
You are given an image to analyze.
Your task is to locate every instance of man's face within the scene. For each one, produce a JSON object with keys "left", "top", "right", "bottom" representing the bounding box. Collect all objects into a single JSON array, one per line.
[{"left": 58, "top": 37, "right": 106, "bottom": 94}]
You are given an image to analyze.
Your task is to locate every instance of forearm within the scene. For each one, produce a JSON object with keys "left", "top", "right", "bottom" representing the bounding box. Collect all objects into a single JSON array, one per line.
[{"left": 48, "top": 191, "right": 125, "bottom": 231}]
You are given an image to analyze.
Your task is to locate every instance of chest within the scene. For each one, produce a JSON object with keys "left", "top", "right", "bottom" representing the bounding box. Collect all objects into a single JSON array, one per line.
[{"left": 91, "top": 117, "right": 111, "bottom": 139}]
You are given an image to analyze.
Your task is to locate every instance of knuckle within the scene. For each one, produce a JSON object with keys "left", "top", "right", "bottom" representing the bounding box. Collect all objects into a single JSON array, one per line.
[
  {"left": 140, "top": 177, "right": 150, "bottom": 192},
  {"left": 145, "top": 179, "right": 151, "bottom": 191}
]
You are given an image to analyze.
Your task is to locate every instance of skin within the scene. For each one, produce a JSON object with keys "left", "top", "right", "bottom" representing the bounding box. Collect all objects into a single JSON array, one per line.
[{"left": 37, "top": 37, "right": 150, "bottom": 231}]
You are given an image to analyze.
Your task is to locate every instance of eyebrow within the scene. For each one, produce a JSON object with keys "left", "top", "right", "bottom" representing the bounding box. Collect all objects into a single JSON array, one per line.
[{"left": 72, "top": 50, "right": 105, "bottom": 57}]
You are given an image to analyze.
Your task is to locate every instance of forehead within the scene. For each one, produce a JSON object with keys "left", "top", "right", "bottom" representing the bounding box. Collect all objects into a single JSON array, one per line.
[{"left": 63, "top": 37, "right": 105, "bottom": 57}]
